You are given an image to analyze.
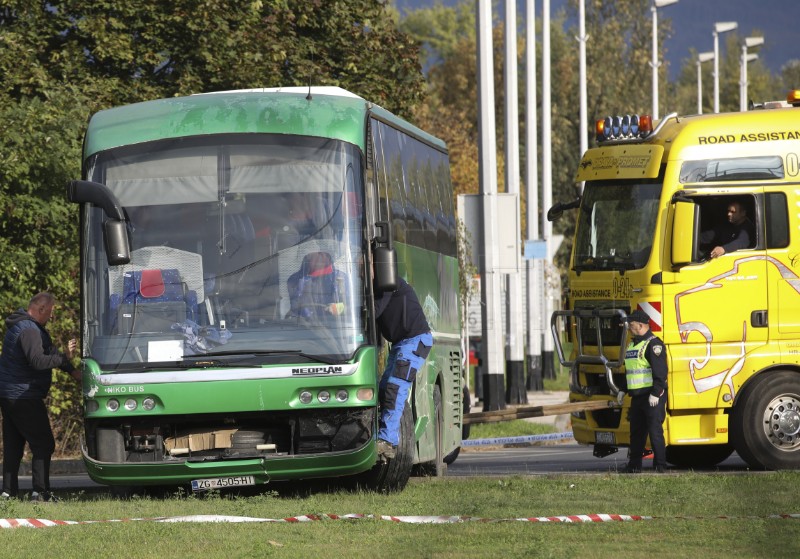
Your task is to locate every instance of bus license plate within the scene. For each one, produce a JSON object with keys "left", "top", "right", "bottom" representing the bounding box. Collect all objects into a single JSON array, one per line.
[
  {"left": 595, "top": 432, "right": 615, "bottom": 445},
  {"left": 191, "top": 476, "right": 255, "bottom": 492}
]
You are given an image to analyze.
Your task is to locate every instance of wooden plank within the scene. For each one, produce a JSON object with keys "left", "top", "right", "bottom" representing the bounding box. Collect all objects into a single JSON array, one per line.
[{"left": 463, "top": 399, "right": 615, "bottom": 425}]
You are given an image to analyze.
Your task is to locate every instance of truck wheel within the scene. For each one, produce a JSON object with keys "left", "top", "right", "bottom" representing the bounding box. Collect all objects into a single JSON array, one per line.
[{"left": 732, "top": 371, "right": 800, "bottom": 470}]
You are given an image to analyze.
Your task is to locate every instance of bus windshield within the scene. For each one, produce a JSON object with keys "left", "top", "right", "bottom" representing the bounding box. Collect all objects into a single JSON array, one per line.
[
  {"left": 573, "top": 180, "right": 662, "bottom": 272},
  {"left": 82, "top": 134, "right": 365, "bottom": 368}
]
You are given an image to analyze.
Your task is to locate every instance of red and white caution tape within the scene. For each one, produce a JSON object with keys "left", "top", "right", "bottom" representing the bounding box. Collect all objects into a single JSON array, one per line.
[{"left": 1, "top": 513, "right": 799, "bottom": 528}]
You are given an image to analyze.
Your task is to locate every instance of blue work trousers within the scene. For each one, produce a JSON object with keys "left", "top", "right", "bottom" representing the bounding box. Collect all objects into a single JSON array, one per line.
[{"left": 377, "top": 332, "right": 433, "bottom": 446}]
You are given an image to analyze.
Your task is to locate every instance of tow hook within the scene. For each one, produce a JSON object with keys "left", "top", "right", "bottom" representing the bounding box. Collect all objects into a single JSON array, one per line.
[{"left": 593, "top": 444, "right": 619, "bottom": 458}]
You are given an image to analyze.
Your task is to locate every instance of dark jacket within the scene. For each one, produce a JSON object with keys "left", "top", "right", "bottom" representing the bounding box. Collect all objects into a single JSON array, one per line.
[
  {"left": 374, "top": 278, "right": 430, "bottom": 344},
  {"left": 700, "top": 218, "right": 755, "bottom": 254},
  {"left": 0, "top": 309, "right": 74, "bottom": 399},
  {"left": 628, "top": 331, "right": 668, "bottom": 399}
]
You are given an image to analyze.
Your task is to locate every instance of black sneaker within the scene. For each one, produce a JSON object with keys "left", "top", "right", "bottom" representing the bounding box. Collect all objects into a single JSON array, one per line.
[
  {"left": 30, "top": 491, "right": 59, "bottom": 503},
  {"left": 376, "top": 439, "right": 396, "bottom": 459},
  {"left": 623, "top": 464, "right": 641, "bottom": 474},
  {"left": 654, "top": 465, "right": 667, "bottom": 473}
]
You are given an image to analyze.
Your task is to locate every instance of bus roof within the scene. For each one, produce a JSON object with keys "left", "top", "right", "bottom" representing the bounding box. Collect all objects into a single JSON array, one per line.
[{"left": 83, "top": 87, "right": 446, "bottom": 159}]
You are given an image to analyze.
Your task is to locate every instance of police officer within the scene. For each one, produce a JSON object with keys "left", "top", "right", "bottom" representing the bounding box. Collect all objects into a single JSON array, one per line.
[{"left": 619, "top": 309, "right": 668, "bottom": 473}]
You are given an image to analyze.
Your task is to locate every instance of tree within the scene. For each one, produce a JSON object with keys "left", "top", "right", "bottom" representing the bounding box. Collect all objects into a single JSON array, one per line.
[{"left": 0, "top": 0, "right": 426, "bottom": 456}]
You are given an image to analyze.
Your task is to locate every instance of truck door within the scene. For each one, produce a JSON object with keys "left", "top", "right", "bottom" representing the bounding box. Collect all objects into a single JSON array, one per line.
[{"left": 663, "top": 190, "right": 768, "bottom": 411}]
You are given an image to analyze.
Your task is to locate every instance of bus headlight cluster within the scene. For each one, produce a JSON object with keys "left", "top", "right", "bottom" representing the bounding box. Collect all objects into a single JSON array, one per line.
[
  {"left": 297, "top": 388, "right": 371, "bottom": 404},
  {"left": 101, "top": 397, "right": 157, "bottom": 413}
]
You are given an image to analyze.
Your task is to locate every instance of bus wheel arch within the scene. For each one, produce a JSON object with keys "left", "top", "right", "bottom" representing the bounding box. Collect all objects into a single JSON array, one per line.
[
  {"left": 731, "top": 369, "right": 800, "bottom": 470},
  {"left": 413, "top": 382, "right": 447, "bottom": 477}
]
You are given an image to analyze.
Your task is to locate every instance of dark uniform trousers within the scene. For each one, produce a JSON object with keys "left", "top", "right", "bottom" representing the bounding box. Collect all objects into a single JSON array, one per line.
[{"left": 628, "top": 392, "right": 667, "bottom": 470}]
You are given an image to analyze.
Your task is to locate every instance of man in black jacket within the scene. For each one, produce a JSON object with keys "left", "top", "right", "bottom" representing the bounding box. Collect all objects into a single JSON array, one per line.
[
  {"left": 700, "top": 200, "right": 755, "bottom": 258},
  {"left": 0, "top": 292, "right": 79, "bottom": 501},
  {"left": 373, "top": 277, "right": 432, "bottom": 459}
]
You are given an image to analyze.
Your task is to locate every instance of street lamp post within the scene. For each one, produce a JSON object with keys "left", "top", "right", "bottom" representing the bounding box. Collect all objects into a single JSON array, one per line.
[
  {"left": 740, "top": 36, "right": 764, "bottom": 111},
  {"left": 713, "top": 21, "right": 738, "bottom": 113},
  {"left": 651, "top": 0, "right": 679, "bottom": 120},
  {"left": 697, "top": 51, "right": 714, "bottom": 114}
]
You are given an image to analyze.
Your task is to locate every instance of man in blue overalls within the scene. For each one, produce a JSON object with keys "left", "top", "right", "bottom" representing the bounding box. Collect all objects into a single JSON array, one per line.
[{"left": 373, "top": 277, "right": 432, "bottom": 459}]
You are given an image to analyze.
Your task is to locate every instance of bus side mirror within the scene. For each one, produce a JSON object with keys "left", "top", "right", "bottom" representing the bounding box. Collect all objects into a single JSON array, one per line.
[
  {"left": 68, "top": 180, "right": 131, "bottom": 266},
  {"left": 672, "top": 200, "right": 699, "bottom": 266},
  {"left": 103, "top": 220, "right": 131, "bottom": 266},
  {"left": 373, "top": 221, "right": 397, "bottom": 292}
]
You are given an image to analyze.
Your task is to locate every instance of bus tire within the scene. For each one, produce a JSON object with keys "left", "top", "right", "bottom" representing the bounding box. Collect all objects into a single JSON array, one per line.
[
  {"left": 413, "top": 385, "right": 446, "bottom": 477},
  {"left": 665, "top": 444, "right": 734, "bottom": 468},
  {"left": 732, "top": 370, "right": 800, "bottom": 470},
  {"left": 351, "top": 403, "right": 414, "bottom": 492}
]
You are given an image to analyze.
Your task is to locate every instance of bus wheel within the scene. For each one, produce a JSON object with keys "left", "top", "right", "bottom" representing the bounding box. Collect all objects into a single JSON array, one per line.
[
  {"left": 732, "top": 371, "right": 800, "bottom": 470},
  {"left": 413, "top": 385, "right": 446, "bottom": 477},
  {"left": 665, "top": 444, "right": 734, "bottom": 468},
  {"left": 352, "top": 403, "right": 414, "bottom": 492}
]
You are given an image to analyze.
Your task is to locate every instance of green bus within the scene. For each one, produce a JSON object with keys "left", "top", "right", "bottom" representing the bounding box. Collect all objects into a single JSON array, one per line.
[{"left": 68, "top": 87, "right": 464, "bottom": 492}]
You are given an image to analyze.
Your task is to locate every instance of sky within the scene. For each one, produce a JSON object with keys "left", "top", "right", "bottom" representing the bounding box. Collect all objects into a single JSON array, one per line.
[{"left": 393, "top": 0, "right": 799, "bottom": 81}]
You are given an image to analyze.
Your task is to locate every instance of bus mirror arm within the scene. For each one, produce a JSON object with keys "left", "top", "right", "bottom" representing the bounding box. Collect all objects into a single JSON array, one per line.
[
  {"left": 67, "top": 180, "right": 126, "bottom": 221},
  {"left": 67, "top": 180, "right": 130, "bottom": 266}
]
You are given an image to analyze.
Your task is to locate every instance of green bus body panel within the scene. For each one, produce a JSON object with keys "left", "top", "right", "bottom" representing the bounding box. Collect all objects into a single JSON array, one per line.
[
  {"left": 83, "top": 444, "right": 377, "bottom": 486},
  {"left": 84, "top": 90, "right": 446, "bottom": 159},
  {"left": 84, "top": 348, "right": 377, "bottom": 416}
]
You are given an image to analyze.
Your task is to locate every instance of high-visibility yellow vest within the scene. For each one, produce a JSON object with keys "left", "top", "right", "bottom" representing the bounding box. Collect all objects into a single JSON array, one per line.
[{"left": 624, "top": 337, "right": 654, "bottom": 392}]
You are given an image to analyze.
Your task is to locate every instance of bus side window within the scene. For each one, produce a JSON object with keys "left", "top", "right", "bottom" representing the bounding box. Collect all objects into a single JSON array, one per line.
[{"left": 766, "top": 192, "right": 789, "bottom": 249}]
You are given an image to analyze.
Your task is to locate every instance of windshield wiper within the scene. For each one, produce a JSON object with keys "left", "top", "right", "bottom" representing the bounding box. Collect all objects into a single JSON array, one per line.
[{"left": 199, "top": 349, "right": 342, "bottom": 365}]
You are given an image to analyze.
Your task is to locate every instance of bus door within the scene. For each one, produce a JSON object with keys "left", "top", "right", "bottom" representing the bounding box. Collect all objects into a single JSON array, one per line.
[{"left": 663, "top": 189, "right": 768, "bottom": 411}]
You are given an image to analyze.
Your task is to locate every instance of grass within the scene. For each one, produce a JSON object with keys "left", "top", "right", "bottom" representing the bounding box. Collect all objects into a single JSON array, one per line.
[
  {"left": 0, "top": 473, "right": 797, "bottom": 558},
  {"left": 469, "top": 420, "right": 556, "bottom": 439}
]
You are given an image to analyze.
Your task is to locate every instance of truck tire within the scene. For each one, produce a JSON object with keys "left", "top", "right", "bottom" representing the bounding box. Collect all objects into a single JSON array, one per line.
[{"left": 731, "top": 371, "right": 800, "bottom": 470}]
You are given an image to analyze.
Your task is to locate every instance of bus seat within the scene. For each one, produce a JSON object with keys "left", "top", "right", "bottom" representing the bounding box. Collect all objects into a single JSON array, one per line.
[{"left": 116, "top": 268, "right": 198, "bottom": 333}]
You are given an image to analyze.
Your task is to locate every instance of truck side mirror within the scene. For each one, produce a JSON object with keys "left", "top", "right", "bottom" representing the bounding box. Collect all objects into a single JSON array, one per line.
[
  {"left": 672, "top": 200, "right": 699, "bottom": 266},
  {"left": 373, "top": 221, "right": 397, "bottom": 292}
]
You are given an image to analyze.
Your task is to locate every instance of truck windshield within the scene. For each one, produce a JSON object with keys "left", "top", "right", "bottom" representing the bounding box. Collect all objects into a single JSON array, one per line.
[
  {"left": 81, "top": 134, "right": 365, "bottom": 368},
  {"left": 573, "top": 180, "right": 662, "bottom": 272}
]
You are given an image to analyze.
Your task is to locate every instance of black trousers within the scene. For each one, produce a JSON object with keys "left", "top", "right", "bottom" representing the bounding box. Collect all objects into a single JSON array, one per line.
[
  {"left": 0, "top": 398, "right": 55, "bottom": 495},
  {"left": 628, "top": 393, "right": 667, "bottom": 470}
]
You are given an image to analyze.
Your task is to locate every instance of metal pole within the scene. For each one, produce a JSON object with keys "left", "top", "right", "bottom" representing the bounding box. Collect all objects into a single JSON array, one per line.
[
  {"left": 697, "top": 59, "right": 703, "bottom": 114},
  {"left": 541, "top": 0, "right": 555, "bottom": 380},
  {"left": 740, "top": 44, "right": 746, "bottom": 112},
  {"left": 578, "top": 0, "right": 588, "bottom": 168},
  {"left": 504, "top": 0, "right": 526, "bottom": 404},
  {"left": 713, "top": 30, "right": 720, "bottom": 113},
  {"left": 476, "top": 0, "right": 505, "bottom": 411},
  {"left": 651, "top": 5, "right": 659, "bottom": 119},
  {"left": 525, "top": 0, "right": 543, "bottom": 392}
]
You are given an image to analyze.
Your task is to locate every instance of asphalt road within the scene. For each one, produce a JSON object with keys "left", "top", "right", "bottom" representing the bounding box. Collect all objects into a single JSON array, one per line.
[
  {"left": 448, "top": 443, "right": 752, "bottom": 476},
  {"left": 19, "top": 443, "right": 753, "bottom": 496}
]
